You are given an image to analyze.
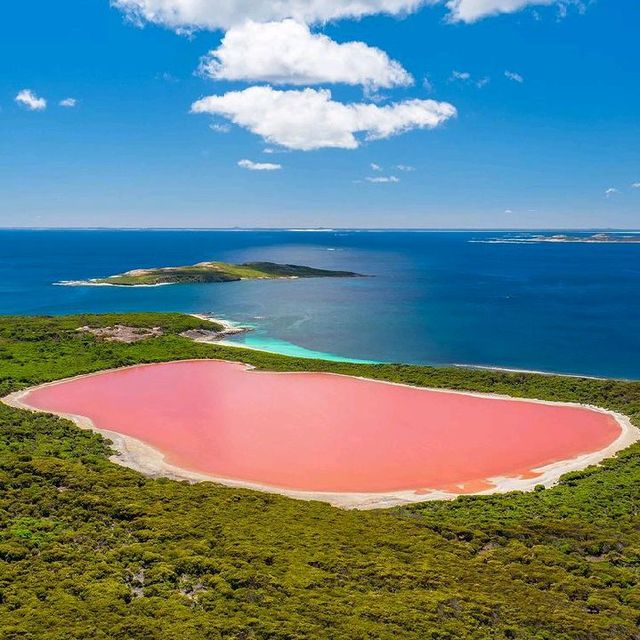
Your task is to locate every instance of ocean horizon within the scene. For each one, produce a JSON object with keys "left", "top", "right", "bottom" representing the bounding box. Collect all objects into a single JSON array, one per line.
[{"left": 2, "top": 228, "right": 639, "bottom": 380}]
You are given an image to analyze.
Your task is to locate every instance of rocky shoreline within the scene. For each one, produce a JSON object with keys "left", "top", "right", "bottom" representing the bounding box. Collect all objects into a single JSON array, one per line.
[{"left": 183, "top": 314, "right": 251, "bottom": 343}]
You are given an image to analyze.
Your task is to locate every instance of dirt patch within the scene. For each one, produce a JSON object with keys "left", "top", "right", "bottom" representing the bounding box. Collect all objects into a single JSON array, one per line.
[{"left": 77, "top": 325, "right": 164, "bottom": 343}]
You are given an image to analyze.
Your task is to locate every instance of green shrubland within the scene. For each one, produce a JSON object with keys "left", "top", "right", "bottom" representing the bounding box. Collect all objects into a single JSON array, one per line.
[
  {"left": 0, "top": 314, "right": 638, "bottom": 639},
  {"left": 86, "top": 261, "right": 361, "bottom": 286}
]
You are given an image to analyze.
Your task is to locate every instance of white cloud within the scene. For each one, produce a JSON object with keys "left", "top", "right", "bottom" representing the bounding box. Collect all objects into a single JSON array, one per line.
[
  {"left": 59, "top": 97, "right": 77, "bottom": 107},
  {"left": 445, "top": 0, "right": 555, "bottom": 23},
  {"left": 505, "top": 70, "right": 524, "bottom": 83},
  {"left": 200, "top": 20, "right": 412, "bottom": 88},
  {"left": 605, "top": 188, "right": 619, "bottom": 198},
  {"left": 450, "top": 70, "right": 489, "bottom": 88},
  {"left": 209, "top": 122, "right": 231, "bottom": 133},
  {"left": 366, "top": 175, "right": 400, "bottom": 183},
  {"left": 238, "top": 159, "right": 282, "bottom": 171},
  {"left": 113, "top": 0, "right": 580, "bottom": 30},
  {"left": 631, "top": 182, "right": 640, "bottom": 189},
  {"left": 450, "top": 70, "right": 471, "bottom": 81},
  {"left": 113, "top": 0, "right": 429, "bottom": 31},
  {"left": 371, "top": 163, "right": 383, "bottom": 171},
  {"left": 156, "top": 71, "right": 179, "bottom": 82},
  {"left": 15, "top": 89, "right": 46, "bottom": 111},
  {"left": 396, "top": 164, "right": 415, "bottom": 171},
  {"left": 191, "top": 86, "right": 456, "bottom": 151}
]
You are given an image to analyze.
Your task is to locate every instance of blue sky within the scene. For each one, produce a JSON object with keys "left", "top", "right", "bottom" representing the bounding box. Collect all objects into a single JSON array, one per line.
[{"left": 1, "top": 0, "right": 638, "bottom": 228}]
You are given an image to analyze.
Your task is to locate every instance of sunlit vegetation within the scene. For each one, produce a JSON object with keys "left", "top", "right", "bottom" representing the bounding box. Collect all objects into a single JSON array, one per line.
[
  {"left": 79, "top": 261, "right": 363, "bottom": 286},
  {"left": 1, "top": 313, "right": 639, "bottom": 639}
]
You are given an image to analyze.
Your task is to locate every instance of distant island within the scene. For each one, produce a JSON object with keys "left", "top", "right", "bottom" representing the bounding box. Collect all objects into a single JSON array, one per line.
[
  {"left": 472, "top": 233, "right": 640, "bottom": 244},
  {"left": 56, "top": 261, "right": 363, "bottom": 287}
]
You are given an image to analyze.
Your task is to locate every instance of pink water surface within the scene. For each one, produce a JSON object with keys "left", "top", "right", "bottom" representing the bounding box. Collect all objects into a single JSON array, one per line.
[{"left": 23, "top": 360, "right": 621, "bottom": 494}]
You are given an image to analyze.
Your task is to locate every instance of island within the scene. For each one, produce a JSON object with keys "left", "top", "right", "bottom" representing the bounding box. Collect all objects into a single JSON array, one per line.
[
  {"left": 473, "top": 232, "right": 640, "bottom": 244},
  {"left": 56, "top": 260, "right": 363, "bottom": 287},
  {"left": 524, "top": 233, "right": 640, "bottom": 243}
]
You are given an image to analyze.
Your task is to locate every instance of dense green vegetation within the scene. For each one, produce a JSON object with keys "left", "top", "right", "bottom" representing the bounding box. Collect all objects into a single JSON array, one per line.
[
  {"left": 1, "top": 313, "right": 639, "bottom": 639},
  {"left": 74, "top": 261, "right": 362, "bottom": 286}
]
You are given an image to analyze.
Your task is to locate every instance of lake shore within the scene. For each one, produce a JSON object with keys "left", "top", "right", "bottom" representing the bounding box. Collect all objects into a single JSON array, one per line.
[{"left": 4, "top": 358, "right": 638, "bottom": 510}]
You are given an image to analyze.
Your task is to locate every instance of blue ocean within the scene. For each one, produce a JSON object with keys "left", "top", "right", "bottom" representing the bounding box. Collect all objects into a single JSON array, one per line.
[{"left": 1, "top": 229, "right": 638, "bottom": 379}]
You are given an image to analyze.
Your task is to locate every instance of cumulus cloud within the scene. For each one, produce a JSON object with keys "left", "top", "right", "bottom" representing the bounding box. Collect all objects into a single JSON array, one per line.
[
  {"left": 631, "top": 182, "right": 640, "bottom": 189},
  {"left": 191, "top": 86, "right": 456, "bottom": 151},
  {"left": 396, "top": 164, "right": 415, "bottom": 171},
  {"left": 59, "top": 97, "right": 77, "bottom": 107},
  {"left": 114, "top": 0, "right": 571, "bottom": 29},
  {"left": 605, "top": 188, "right": 618, "bottom": 197},
  {"left": 445, "top": 0, "right": 555, "bottom": 23},
  {"left": 238, "top": 159, "right": 282, "bottom": 170},
  {"left": 366, "top": 175, "right": 400, "bottom": 183},
  {"left": 113, "top": 0, "right": 428, "bottom": 31},
  {"left": 15, "top": 89, "right": 46, "bottom": 111},
  {"left": 200, "top": 20, "right": 412, "bottom": 88},
  {"left": 505, "top": 70, "right": 524, "bottom": 83},
  {"left": 371, "top": 163, "right": 383, "bottom": 171}
]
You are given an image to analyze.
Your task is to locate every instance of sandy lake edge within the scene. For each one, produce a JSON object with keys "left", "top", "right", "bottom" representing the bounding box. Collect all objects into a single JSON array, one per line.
[{"left": 3, "top": 359, "right": 638, "bottom": 510}]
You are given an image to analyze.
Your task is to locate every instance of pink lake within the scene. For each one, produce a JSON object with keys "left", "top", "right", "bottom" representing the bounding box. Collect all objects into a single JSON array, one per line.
[{"left": 21, "top": 360, "right": 621, "bottom": 494}]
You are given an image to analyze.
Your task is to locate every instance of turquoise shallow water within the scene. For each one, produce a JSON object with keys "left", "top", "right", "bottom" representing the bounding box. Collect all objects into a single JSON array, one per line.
[
  {"left": 1, "top": 229, "right": 639, "bottom": 378},
  {"left": 222, "top": 335, "right": 380, "bottom": 364},
  {"left": 219, "top": 325, "right": 380, "bottom": 364}
]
